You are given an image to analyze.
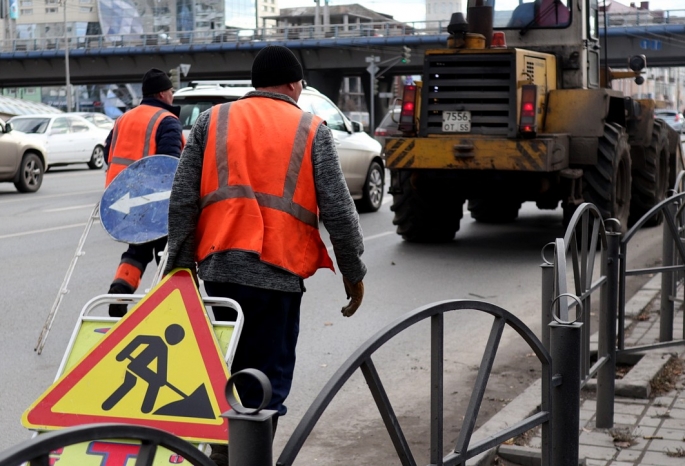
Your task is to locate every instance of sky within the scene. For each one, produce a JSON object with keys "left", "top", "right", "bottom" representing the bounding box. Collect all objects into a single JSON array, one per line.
[{"left": 275, "top": 0, "right": 685, "bottom": 24}]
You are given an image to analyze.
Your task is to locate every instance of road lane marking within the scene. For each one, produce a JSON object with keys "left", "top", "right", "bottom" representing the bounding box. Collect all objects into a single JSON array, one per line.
[
  {"left": 0, "top": 189, "right": 103, "bottom": 205},
  {"left": 0, "top": 223, "right": 88, "bottom": 240},
  {"left": 326, "top": 230, "right": 394, "bottom": 251},
  {"left": 44, "top": 204, "right": 96, "bottom": 213}
]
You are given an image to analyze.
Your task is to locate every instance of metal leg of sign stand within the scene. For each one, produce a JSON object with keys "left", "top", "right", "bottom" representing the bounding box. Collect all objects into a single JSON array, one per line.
[
  {"left": 147, "top": 243, "right": 170, "bottom": 292},
  {"left": 34, "top": 203, "right": 101, "bottom": 355}
]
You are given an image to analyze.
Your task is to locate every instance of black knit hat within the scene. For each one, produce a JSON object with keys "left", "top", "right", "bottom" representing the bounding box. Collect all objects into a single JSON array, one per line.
[
  {"left": 251, "top": 46, "right": 304, "bottom": 88},
  {"left": 142, "top": 68, "right": 173, "bottom": 95}
]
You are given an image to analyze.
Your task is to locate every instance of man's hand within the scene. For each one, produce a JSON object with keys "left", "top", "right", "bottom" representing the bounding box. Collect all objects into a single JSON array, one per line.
[{"left": 341, "top": 277, "right": 364, "bottom": 317}]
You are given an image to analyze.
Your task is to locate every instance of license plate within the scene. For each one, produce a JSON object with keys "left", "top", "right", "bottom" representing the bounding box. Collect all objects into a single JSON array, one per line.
[{"left": 442, "top": 111, "right": 471, "bottom": 132}]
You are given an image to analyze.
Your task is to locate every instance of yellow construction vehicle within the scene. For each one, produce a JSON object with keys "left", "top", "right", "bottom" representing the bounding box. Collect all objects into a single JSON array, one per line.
[{"left": 384, "top": 0, "right": 683, "bottom": 242}]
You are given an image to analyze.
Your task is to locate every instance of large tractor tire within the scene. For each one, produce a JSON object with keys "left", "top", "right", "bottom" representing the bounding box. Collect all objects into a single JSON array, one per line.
[
  {"left": 390, "top": 171, "right": 464, "bottom": 242},
  {"left": 581, "top": 122, "right": 632, "bottom": 233},
  {"left": 467, "top": 198, "right": 522, "bottom": 223},
  {"left": 629, "top": 119, "right": 669, "bottom": 226}
]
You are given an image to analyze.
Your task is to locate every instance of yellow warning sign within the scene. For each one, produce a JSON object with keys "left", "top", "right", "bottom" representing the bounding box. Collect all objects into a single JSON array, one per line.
[{"left": 23, "top": 269, "right": 231, "bottom": 443}]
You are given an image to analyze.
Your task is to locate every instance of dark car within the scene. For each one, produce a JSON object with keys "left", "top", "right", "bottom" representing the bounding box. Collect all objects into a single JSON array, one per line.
[{"left": 374, "top": 108, "right": 401, "bottom": 153}]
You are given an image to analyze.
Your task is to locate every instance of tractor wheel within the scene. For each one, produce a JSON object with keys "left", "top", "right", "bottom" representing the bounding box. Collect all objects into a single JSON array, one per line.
[
  {"left": 390, "top": 171, "right": 464, "bottom": 242},
  {"left": 629, "top": 119, "right": 669, "bottom": 226},
  {"left": 467, "top": 198, "right": 522, "bottom": 223},
  {"left": 581, "top": 122, "right": 632, "bottom": 233}
]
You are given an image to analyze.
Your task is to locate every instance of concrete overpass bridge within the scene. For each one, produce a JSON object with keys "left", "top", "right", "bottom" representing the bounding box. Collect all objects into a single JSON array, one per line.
[{"left": 1, "top": 11, "right": 685, "bottom": 88}]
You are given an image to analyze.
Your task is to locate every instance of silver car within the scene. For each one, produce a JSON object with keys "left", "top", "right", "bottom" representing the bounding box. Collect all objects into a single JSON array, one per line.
[
  {"left": 173, "top": 84, "right": 385, "bottom": 212},
  {"left": 0, "top": 118, "right": 48, "bottom": 192},
  {"left": 655, "top": 109, "right": 684, "bottom": 133}
]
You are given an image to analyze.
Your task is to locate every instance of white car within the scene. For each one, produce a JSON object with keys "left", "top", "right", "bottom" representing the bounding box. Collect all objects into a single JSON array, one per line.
[
  {"left": 173, "top": 83, "right": 385, "bottom": 211},
  {"left": 8, "top": 114, "right": 109, "bottom": 170}
]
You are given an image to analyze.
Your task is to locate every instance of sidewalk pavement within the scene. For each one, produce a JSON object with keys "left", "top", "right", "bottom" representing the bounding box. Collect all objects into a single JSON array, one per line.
[{"left": 471, "top": 274, "right": 685, "bottom": 466}]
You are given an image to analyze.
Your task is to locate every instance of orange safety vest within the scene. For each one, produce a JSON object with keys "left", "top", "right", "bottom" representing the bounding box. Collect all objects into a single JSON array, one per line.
[
  {"left": 196, "top": 97, "right": 334, "bottom": 278},
  {"left": 105, "top": 105, "right": 184, "bottom": 187}
]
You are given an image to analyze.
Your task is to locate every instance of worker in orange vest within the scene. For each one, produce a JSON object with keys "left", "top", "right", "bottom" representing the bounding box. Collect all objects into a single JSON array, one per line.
[
  {"left": 163, "top": 46, "right": 366, "bottom": 465},
  {"left": 105, "top": 68, "right": 185, "bottom": 317}
]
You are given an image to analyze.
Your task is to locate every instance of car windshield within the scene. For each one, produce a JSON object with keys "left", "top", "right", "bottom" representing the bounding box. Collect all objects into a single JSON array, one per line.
[
  {"left": 175, "top": 98, "right": 236, "bottom": 130},
  {"left": 11, "top": 118, "right": 50, "bottom": 134},
  {"left": 491, "top": 0, "right": 571, "bottom": 29}
]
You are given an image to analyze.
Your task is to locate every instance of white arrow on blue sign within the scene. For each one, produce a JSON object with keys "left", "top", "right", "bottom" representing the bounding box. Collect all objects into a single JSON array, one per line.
[{"left": 100, "top": 155, "right": 179, "bottom": 244}]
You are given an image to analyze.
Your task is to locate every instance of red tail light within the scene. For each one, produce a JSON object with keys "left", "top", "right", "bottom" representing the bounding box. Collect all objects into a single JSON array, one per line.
[
  {"left": 398, "top": 85, "right": 417, "bottom": 133},
  {"left": 519, "top": 84, "right": 538, "bottom": 136},
  {"left": 676, "top": 114, "right": 682, "bottom": 122},
  {"left": 375, "top": 129, "right": 388, "bottom": 136}
]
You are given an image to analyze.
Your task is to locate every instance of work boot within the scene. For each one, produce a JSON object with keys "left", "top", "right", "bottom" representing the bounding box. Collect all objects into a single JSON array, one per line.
[
  {"left": 107, "top": 283, "right": 132, "bottom": 317},
  {"left": 209, "top": 444, "right": 228, "bottom": 466}
]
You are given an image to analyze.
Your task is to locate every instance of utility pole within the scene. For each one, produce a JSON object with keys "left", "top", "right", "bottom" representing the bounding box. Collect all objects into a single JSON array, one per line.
[
  {"left": 62, "top": 0, "right": 72, "bottom": 111},
  {"left": 365, "top": 55, "right": 380, "bottom": 133}
]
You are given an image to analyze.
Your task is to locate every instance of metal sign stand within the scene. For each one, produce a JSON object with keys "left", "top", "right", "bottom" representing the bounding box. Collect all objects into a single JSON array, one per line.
[{"left": 34, "top": 203, "right": 171, "bottom": 355}]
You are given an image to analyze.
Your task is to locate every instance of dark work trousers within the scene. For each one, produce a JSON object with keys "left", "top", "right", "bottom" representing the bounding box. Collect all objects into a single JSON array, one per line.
[
  {"left": 204, "top": 281, "right": 302, "bottom": 417},
  {"left": 110, "top": 237, "right": 168, "bottom": 292}
]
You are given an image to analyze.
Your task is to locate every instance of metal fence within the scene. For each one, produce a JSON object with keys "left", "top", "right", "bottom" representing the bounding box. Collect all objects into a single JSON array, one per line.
[{"left": 541, "top": 175, "right": 685, "bottom": 429}]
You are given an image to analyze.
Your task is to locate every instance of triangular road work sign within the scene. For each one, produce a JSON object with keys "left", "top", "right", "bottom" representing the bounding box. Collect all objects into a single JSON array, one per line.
[{"left": 23, "top": 269, "right": 231, "bottom": 444}]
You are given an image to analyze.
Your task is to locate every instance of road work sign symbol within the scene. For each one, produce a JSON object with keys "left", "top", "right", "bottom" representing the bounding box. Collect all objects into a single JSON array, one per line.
[
  {"left": 100, "top": 155, "right": 179, "bottom": 245},
  {"left": 22, "top": 269, "right": 231, "bottom": 444}
]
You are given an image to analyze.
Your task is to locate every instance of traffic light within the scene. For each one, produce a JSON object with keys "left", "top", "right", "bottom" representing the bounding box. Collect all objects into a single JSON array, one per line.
[
  {"left": 373, "top": 78, "right": 379, "bottom": 96},
  {"left": 401, "top": 46, "right": 411, "bottom": 64},
  {"left": 169, "top": 67, "right": 181, "bottom": 90}
]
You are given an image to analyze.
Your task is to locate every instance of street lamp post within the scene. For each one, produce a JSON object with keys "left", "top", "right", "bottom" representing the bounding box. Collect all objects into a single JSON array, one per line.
[{"left": 62, "top": 0, "right": 72, "bottom": 111}]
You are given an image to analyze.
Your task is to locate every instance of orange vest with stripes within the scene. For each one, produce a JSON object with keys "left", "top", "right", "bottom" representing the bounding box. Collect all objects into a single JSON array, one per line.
[
  {"left": 105, "top": 105, "right": 184, "bottom": 187},
  {"left": 196, "top": 97, "right": 334, "bottom": 278}
]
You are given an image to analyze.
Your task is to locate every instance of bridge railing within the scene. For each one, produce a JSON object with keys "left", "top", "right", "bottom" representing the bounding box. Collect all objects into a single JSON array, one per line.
[
  {"left": 0, "top": 20, "right": 450, "bottom": 53},
  {"left": 600, "top": 9, "right": 685, "bottom": 27}
]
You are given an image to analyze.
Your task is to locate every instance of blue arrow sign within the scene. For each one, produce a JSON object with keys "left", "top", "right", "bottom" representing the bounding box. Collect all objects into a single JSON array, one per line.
[{"left": 100, "top": 155, "right": 179, "bottom": 244}]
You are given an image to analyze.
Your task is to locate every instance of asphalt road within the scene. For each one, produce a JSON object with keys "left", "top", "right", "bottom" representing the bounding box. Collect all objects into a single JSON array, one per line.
[{"left": 0, "top": 165, "right": 665, "bottom": 464}]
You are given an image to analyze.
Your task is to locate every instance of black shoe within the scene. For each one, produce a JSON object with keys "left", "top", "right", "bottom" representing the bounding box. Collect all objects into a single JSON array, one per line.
[
  {"left": 108, "top": 283, "right": 132, "bottom": 317},
  {"left": 209, "top": 444, "right": 228, "bottom": 466},
  {"left": 108, "top": 303, "right": 128, "bottom": 317}
]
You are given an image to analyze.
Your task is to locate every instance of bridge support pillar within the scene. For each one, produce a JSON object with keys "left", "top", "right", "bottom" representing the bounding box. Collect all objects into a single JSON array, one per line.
[{"left": 361, "top": 74, "right": 392, "bottom": 134}]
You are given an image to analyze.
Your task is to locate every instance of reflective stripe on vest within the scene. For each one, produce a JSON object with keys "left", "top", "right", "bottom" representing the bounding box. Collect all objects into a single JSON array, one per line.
[
  {"left": 105, "top": 107, "right": 175, "bottom": 186},
  {"left": 200, "top": 103, "right": 318, "bottom": 228}
]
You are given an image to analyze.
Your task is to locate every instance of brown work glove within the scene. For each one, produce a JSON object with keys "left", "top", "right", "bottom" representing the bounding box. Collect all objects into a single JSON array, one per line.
[{"left": 341, "top": 276, "right": 364, "bottom": 317}]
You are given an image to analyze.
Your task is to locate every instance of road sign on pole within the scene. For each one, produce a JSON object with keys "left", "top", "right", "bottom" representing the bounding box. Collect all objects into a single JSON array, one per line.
[{"left": 366, "top": 63, "right": 379, "bottom": 75}]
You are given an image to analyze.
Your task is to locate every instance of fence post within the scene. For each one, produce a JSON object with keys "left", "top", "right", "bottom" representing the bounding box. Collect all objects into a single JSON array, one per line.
[
  {"left": 223, "top": 369, "right": 278, "bottom": 466},
  {"left": 661, "top": 201, "right": 676, "bottom": 342},
  {"left": 541, "top": 262, "right": 554, "bottom": 352},
  {"left": 596, "top": 231, "right": 620, "bottom": 428},
  {"left": 550, "top": 320, "right": 582, "bottom": 466}
]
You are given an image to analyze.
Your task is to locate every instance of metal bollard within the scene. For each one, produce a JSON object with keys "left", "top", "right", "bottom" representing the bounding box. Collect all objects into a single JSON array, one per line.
[
  {"left": 661, "top": 201, "right": 676, "bottom": 342},
  {"left": 549, "top": 298, "right": 583, "bottom": 466},
  {"left": 223, "top": 369, "right": 278, "bottom": 466},
  {"left": 596, "top": 231, "right": 620, "bottom": 428},
  {"left": 541, "top": 243, "right": 555, "bottom": 352}
]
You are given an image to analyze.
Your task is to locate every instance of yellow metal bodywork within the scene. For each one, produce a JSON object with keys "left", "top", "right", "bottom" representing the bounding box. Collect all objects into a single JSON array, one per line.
[
  {"left": 392, "top": 48, "right": 562, "bottom": 171},
  {"left": 385, "top": 134, "right": 569, "bottom": 172}
]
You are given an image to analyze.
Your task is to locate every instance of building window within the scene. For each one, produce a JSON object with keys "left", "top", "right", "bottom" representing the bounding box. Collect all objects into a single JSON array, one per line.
[
  {"left": 262, "top": 4, "right": 267, "bottom": 11},
  {"left": 21, "top": 0, "right": 32, "bottom": 6},
  {"left": 45, "top": 7, "right": 58, "bottom": 12},
  {"left": 426, "top": 3, "right": 430, "bottom": 14},
  {"left": 270, "top": 6, "right": 274, "bottom": 12},
  {"left": 79, "top": 0, "right": 92, "bottom": 3},
  {"left": 79, "top": 6, "right": 91, "bottom": 12},
  {"left": 20, "top": 7, "right": 32, "bottom": 13},
  {"left": 45, "top": 0, "right": 58, "bottom": 4}
]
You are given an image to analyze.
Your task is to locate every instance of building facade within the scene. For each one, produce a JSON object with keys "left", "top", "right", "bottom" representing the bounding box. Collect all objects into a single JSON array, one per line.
[{"left": 425, "top": 0, "right": 462, "bottom": 25}]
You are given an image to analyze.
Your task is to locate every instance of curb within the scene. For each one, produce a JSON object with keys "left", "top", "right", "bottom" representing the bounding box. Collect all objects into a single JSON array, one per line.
[{"left": 465, "top": 274, "right": 665, "bottom": 466}]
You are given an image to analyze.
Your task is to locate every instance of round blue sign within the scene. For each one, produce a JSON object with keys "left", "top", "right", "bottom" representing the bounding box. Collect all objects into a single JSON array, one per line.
[{"left": 100, "top": 155, "right": 179, "bottom": 244}]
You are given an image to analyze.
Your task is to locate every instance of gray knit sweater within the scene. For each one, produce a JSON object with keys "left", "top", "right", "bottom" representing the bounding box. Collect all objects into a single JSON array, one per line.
[{"left": 163, "top": 91, "right": 366, "bottom": 293}]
